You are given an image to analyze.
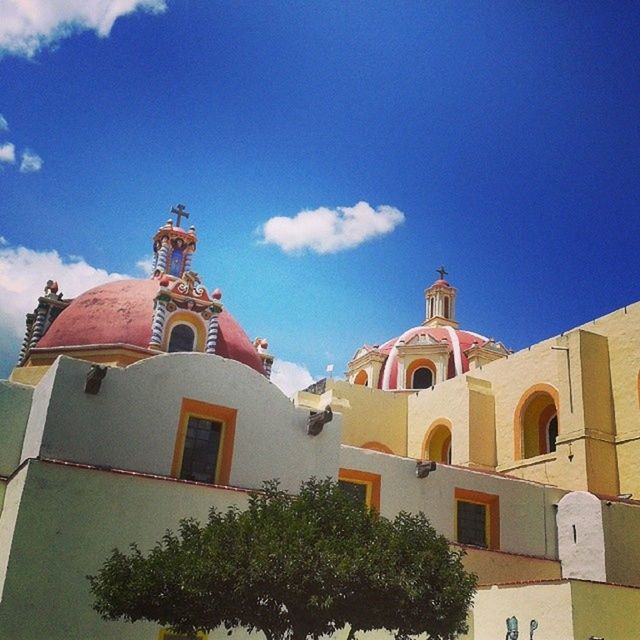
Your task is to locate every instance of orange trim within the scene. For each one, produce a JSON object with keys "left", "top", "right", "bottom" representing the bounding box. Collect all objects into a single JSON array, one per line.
[
  {"left": 162, "top": 312, "right": 206, "bottom": 352},
  {"left": 513, "top": 383, "right": 559, "bottom": 460},
  {"left": 422, "top": 418, "right": 453, "bottom": 460},
  {"left": 171, "top": 398, "right": 237, "bottom": 485},
  {"left": 354, "top": 370, "right": 368, "bottom": 386},
  {"left": 361, "top": 441, "right": 394, "bottom": 454},
  {"left": 405, "top": 358, "right": 436, "bottom": 389},
  {"left": 338, "top": 468, "right": 381, "bottom": 511},
  {"left": 455, "top": 487, "right": 500, "bottom": 550}
]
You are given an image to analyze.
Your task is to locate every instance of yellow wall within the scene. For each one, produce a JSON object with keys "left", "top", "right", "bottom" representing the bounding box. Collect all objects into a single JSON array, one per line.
[
  {"left": 571, "top": 580, "right": 640, "bottom": 640},
  {"left": 298, "top": 380, "right": 408, "bottom": 455},
  {"left": 602, "top": 500, "right": 640, "bottom": 587},
  {"left": 461, "top": 546, "right": 561, "bottom": 586}
]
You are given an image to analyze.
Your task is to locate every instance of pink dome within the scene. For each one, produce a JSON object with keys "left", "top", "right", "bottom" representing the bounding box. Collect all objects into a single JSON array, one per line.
[
  {"left": 376, "top": 326, "right": 487, "bottom": 390},
  {"left": 431, "top": 279, "right": 450, "bottom": 288},
  {"left": 36, "top": 279, "right": 265, "bottom": 374}
]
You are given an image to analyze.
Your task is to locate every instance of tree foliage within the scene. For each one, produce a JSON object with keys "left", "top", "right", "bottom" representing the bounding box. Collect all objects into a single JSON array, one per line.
[{"left": 89, "top": 478, "right": 476, "bottom": 640}]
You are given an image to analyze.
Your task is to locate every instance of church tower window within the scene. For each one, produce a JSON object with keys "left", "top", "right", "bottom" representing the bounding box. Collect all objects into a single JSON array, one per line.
[
  {"left": 179, "top": 416, "right": 223, "bottom": 483},
  {"left": 168, "top": 324, "right": 196, "bottom": 352}
]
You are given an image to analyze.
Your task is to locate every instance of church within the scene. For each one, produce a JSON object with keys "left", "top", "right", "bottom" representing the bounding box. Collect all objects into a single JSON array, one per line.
[{"left": 1, "top": 208, "right": 640, "bottom": 639}]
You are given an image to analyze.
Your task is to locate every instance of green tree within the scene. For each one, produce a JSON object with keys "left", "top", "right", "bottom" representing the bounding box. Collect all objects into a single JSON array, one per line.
[{"left": 89, "top": 478, "right": 476, "bottom": 640}]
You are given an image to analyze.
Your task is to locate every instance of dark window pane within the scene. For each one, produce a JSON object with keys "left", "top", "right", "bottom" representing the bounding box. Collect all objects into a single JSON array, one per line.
[
  {"left": 180, "top": 417, "right": 223, "bottom": 483},
  {"left": 457, "top": 501, "right": 487, "bottom": 547},
  {"left": 339, "top": 480, "right": 368, "bottom": 506},
  {"left": 168, "top": 324, "right": 195, "bottom": 352},
  {"left": 548, "top": 415, "right": 558, "bottom": 453},
  {"left": 412, "top": 367, "right": 433, "bottom": 389}
]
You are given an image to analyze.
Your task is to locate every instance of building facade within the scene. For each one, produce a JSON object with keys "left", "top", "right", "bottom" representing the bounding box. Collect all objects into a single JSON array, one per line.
[{"left": 1, "top": 210, "right": 640, "bottom": 639}]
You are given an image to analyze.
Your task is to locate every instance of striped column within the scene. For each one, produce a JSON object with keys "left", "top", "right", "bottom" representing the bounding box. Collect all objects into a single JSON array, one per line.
[
  {"left": 17, "top": 313, "right": 35, "bottom": 365},
  {"left": 149, "top": 299, "right": 168, "bottom": 348},
  {"left": 263, "top": 357, "right": 273, "bottom": 380},
  {"left": 183, "top": 250, "right": 193, "bottom": 274},
  {"left": 205, "top": 314, "right": 220, "bottom": 354},
  {"left": 29, "top": 305, "right": 48, "bottom": 349},
  {"left": 156, "top": 239, "right": 170, "bottom": 273}
]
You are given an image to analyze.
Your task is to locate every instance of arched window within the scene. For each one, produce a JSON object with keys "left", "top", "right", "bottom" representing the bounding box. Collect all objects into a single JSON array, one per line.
[
  {"left": 423, "top": 422, "right": 452, "bottom": 464},
  {"left": 354, "top": 370, "right": 368, "bottom": 386},
  {"left": 412, "top": 367, "right": 433, "bottom": 389},
  {"left": 444, "top": 296, "right": 450, "bottom": 318},
  {"left": 168, "top": 324, "right": 195, "bottom": 352},
  {"left": 516, "top": 386, "right": 559, "bottom": 459},
  {"left": 429, "top": 298, "right": 434, "bottom": 318}
]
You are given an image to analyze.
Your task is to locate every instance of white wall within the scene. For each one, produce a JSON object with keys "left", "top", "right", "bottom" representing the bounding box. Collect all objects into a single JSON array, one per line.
[{"left": 20, "top": 354, "right": 341, "bottom": 494}]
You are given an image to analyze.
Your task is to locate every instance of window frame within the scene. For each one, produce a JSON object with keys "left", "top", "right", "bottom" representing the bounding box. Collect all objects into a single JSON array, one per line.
[
  {"left": 338, "top": 468, "right": 381, "bottom": 511},
  {"left": 454, "top": 488, "right": 500, "bottom": 550},
  {"left": 171, "top": 398, "right": 237, "bottom": 486}
]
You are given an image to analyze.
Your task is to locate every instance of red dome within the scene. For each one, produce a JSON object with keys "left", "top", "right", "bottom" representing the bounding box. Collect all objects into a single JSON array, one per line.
[
  {"left": 36, "top": 279, "right": 265, "bottom": 374},
  {"left": 431, "top": 279, "right": 450, "bottom": 288},
  {"left": 377, "top": 325, "right": 487, "bottom": 390}
]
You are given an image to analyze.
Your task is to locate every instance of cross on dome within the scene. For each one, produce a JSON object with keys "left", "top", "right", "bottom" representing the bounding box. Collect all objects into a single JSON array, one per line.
[
  {"left": 171, "top": 203, "right": 190, "bottom": 228},
  {"left": 436, "top": 265, "right": 448, "bottom": 280}
]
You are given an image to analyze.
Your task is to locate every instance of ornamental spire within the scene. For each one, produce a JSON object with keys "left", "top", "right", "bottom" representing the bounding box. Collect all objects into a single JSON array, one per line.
[
  {"left": 424, "top": 267, "right": 458, "bottom": 329},
  {"left": 151, "top": 204, "right": 197, "bottom": 279}
]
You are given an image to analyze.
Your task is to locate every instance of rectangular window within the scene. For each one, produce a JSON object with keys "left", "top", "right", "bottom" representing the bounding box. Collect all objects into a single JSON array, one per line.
[
  {"left": 454, "top": 488, "right": 500, "bottom": 550},
  {"left": 172, "top": 399, "right": 237, "bottom": 486},
  {"left": 457, "top": 501, "right": 487, "bottom": 547},
  {"left": 180, "top": 417, "right": 223, "bottom": 483},
  {"left": 338, "top": 469, "right": 381, "bottom": 511}
]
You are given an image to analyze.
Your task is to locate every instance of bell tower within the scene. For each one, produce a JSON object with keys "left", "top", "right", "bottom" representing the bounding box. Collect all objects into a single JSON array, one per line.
[{"left": 424, "top": 266, "right": 459, "bottom": 329}]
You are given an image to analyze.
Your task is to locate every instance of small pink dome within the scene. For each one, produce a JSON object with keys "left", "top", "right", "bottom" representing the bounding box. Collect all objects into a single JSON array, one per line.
[
  {"left": 36, "top": 279, "right": 265, "bottom": 374},
  {"left": 376, "top": 326, "right": 487, "bottom": 390},
  {"left": 431, "top": 279, "right": 450, "bottom": 288}
]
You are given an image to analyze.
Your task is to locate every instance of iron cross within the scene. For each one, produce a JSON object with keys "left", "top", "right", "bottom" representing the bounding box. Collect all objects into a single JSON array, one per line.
[
  {"left": 436, "top": 265, "right": 448, "bottom": 279},
  {"left": 171, "top": 204, "right": 190, "bottom": 227}
]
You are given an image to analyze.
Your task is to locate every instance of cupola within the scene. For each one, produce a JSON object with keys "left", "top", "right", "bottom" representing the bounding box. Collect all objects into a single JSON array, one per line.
[{"left": 424, "top": 265, "right": 459, "bottom": 329}]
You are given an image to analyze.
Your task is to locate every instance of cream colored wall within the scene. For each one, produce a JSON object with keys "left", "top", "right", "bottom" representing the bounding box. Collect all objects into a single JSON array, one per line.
[
  {"left": 0, "top": 459, "right": 253, "bottom": 638},
  {"left": 465, "top": 581, "right": 574, "bottom": 640},
  {"left": 313, "top": 380, "right": 407, "bottom": 455},
  {"left": 602, "top": 499, "right": 640, "bottom": 587},
  {"left": 20, "top": 354, "right": 341, "bottom": 495},
  {"left": 571, "top": 580, "right": 640, "bottom": 640},
  {"left": 339, "top": 446, "right": 564, "bottom": 560},
  {"left": 0, "top": 381, "right": 33, "bottom": 476},
  {"left": 0, "top": 463, "right": 28, "bottom": 604}
]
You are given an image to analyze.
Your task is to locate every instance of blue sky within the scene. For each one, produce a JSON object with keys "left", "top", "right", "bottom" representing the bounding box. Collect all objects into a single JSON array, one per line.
[{"left": 1, "top": 1, "right": 639, "bottom": 391}]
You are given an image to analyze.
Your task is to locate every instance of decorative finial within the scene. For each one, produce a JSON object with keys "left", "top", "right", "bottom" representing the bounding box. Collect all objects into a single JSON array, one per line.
[
  {"left": 436, "top": 265, "right": 448, "bottom": 280},
  {"left": 170, "top": 203, "right": 190, "bottom": 228}
]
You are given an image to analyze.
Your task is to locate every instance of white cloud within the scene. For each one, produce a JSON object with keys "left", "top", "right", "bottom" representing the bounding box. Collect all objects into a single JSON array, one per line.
[
  {"left": 135, "top": 254, "right": 154, "bottom": 276},
  {"left": 0, "top": 0, "right": 167, "bottom": 58},
  {"left": 258, "top": 201, "right": 405, "bottom": 254},
  {"left": 0, "top": 142, "right": 15, "bottom": 163},
  {"left": 0, "top": 241, "right": 127, "bottom": 376},
  {"left": 19, "top": 149, "right": 42, "bottom": 173},
  {"left": 0, "top": 114, "right": 8, "bottom": 131},
  {"left": 270, "top": 359, "right": 314, "bottom": 397}
]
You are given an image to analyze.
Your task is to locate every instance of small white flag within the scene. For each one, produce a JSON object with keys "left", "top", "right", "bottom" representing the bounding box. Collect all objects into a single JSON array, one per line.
[{"left": 326, "top": 364, "right": 334, "bottom": 374}]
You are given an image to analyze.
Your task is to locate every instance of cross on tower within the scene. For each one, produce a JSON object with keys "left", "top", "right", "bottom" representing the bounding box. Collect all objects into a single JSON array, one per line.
[
  {"left": 171, "top": 204, "right": 190, "bottom": 228},
  {"left": 436, "top": 265, "right": 448, "bottom": 280}
]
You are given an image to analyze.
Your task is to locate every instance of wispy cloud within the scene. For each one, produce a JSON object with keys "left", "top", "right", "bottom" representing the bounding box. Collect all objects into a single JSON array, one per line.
[
  {"left": 0, "top": 0, "right": 167, "bottom": 59},
  {"left": 0, "top": 142, "right": 15, "bottom": 164},
  {"left": 135, "top": 255, "right": 155, "bottom": 276},
  {"left": 19, "top": 149, "right": 43, "bottom": 173},
  {"left": 258, "top": 201, "right": 405, "bottom": 255},
  {"left": 270, "top": 359, "right": 314, "bottom": 396},
  {"left": 0, "top": 114, "right": 8, "bottom": 131},
  {"left": 0, "top": 241, "right": 128, "bottom": 376}
]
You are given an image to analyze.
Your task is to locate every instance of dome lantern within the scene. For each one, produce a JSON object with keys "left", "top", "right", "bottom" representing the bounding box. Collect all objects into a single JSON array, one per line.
[{"left": 424, "top": 265, "right": 459, "bottom": 329}]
